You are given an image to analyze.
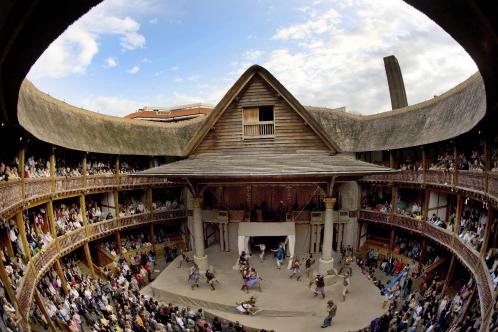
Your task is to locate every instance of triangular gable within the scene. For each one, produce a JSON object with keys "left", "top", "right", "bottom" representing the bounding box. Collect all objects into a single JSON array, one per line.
[{"left": 185, "top": 65, "right": 341, "bottom": 155}]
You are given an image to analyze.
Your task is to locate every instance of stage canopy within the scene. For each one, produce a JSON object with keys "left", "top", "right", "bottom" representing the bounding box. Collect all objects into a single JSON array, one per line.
[{"left": 137, "top": 153, "right": 395, "bottom": 178}]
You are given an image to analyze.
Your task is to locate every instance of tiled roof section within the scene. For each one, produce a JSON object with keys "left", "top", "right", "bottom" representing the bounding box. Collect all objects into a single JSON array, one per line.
[
  {"left": 138, "top": 152, "right": 395, "bottom": 178},
  {"left": 125, "top": 108, "right": 212, "bottom": 120}
]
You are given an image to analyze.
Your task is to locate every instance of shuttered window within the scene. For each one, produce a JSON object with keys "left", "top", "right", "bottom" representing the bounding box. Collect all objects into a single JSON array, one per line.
[{"left": 242, "top": 106, "right": 275, "bottom": 139}]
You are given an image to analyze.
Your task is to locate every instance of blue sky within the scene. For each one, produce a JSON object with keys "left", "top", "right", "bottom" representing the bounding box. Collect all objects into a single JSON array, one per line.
[{"left": 28, "top": 0, "right": 477, "bottom": 116}]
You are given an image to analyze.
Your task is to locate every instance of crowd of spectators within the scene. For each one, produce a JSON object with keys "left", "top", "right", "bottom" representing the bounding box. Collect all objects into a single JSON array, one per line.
[
  {"left": 121, "top": 233, "right": 153, "bottom": 252},
  {"left": 398, "top": 162, "right": 423, "bottom": 171},
  {"left": 459, "top": 150, "right": 485, "bottom": 172},
  {"left": 428, "top": 213, "right": 450, "bottom": 230},
  {"left": 457, "top": 202, "right": 487, "bottom": 251},
  {"left": 86, "top": 200, "right": 110, "bottom": 224},
  {"left": 0, "top": 280, "right": 21, "bottom": 332},
  {"left": 153, "top": 199, "right": 181, "bottom": 211},
  {"left": 24, "top": 156, "right": 50, "bottom": 178},
  {"left": 120, "top": 161, "right": 145, "bottom": 174},
  {"left": 34, "top": 248, "right": 254, "bottom": 332},
  {"left": 0, "top": 159, "right": 20, "bottom": 182},
  {"left": 428, "top": 152, "right": 454, "bottom": 171},
  {"left": 119, "top": 199, "right": 147, "bottom": 217},
  {"left": 361, "top": 274, "right": 480, "bottom": 332},
  {"left": 87, "top": 160, "right": 114, "bottom": 176},
  {"left": 54, "top": 203, "right": 83, "bottom": 236},
  {"left": 24, "top": 209, "right": 54, "bottom": 256},
  {"left": 100, "top": 240, "right": 119, "bottom": 257},
  {"left": 392, "top": 235, "right": 422, "bottom": 261},
  {"left": 396, "top": 202, "right": 422, "bottom": 220},
  {"left": 1, "top": 248, "right": 25, "bottom": 292}
]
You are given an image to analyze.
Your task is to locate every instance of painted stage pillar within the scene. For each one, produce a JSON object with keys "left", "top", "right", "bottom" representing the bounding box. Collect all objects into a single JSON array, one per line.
[
  {"left": 319, "top": 197, "right": 336, "bottom": 275},
  {"left": 192, "top": 197, "right": 208, "bottom": 272}
]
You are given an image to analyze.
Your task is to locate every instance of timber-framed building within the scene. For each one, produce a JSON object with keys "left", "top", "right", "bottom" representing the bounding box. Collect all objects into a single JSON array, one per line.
[{"left": 0, "top": 1, "right": 498, "bottom": 331}]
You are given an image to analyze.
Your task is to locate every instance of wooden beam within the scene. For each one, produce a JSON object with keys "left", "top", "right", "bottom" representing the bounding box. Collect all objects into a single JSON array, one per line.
[
  {"left": 480, "top": 204, "right": 494, "bottom": 256},
  {"left": 389, "top": 150, "right": 395, "bottom": 169},
  {"left": 115, "top": 232, "right": 122, "bottom": 254},
  {"left": 83, "top": 242, "right": 95, "bottom": 278},
  {"left": 50, "top": 146, "right": 56, "bottom": 189},
  {"left": 455, "top": 193, "right": 463, "bottom": 235},
  {"left": 0, "top": 251, "right": 20, "bottom": 310},
  {"left": 80, "top": 195, "right": 87, "bottom": 226},
  {"left": 391, "top": 186, "right": 397, "bottom": 214},
  {"left": 16, "top": 212, "right": 31, "bottom": 260},
  {"left": 54, "top": 259, "right": 68, "bottom": 293},
  {"left": 423, "top": 189, "right": 430, "bottom": 221},
  {"left": 419, "top": 238, "right": 427, "bottom": 264},
  {"left": 389, "top": 228, "right": 395, "bottom": 251},
  {"left": 46, "top": 201, "right": 57, "bottom": 238},
  {"left": 443, "top": 254, "right": 456, "bottom": 294},
  {"left": 34, "top": 289, "right": 57, "bottom": 332}
]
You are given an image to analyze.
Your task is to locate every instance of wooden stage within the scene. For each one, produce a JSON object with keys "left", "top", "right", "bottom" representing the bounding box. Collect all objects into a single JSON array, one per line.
[{"left": 145, "top": 246, "right": 386, "bottom": 332}]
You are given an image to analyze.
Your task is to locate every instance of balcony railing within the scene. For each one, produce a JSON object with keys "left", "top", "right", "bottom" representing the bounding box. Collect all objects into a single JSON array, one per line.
[
  {"left": 0, "top": 180, "right": 22, "bottom": 213},
  {"left": 359, "top": 210, "right": 494, "bottom": 327},
  {"left": 0, "top": 174, "right": 175, "bottom": 217},
  {"left": 243, "top": 121, "right": 275, "bottom": 138},
  {"left": 363, "top": 170, "right": 498, "bottom": 204}
]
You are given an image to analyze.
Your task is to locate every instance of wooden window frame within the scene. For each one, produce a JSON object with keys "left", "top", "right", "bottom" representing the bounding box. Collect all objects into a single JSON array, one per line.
[{"left": 242, "top": 106, "right": 275, "bottom": 140}]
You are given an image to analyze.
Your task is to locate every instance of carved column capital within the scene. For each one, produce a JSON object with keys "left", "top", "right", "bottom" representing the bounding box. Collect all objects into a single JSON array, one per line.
[
  {"left": 323, "top": 197, "right": 336, "bottom": 210},
  {"left": 192, "top": 197, "right": 202, "bottom": 209}
]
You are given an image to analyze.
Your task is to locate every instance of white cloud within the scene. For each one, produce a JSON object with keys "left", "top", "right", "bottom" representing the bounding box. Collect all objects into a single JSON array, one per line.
[
  {"left": 28, "top": 0, "right": 149, "bottom": 79},
  {"left": 149, "top": 18, "right": 158, "bottom": 24},
  {"left": 29, "top": 26, "right": 98, "bottom": 78},
  {"left": 126, "top": 65, "right": 140, "bottom": 74},
  {"left": 174, "top": 74, "right": 200, "bottom": 83},
  {"left": 80, "top": 95, "right": 144, "bottom": 117},
  {"left": 104, "top": 57, "right": 118, "bottom": 68},
  {"left": 247, "top": 0, "right": 478, "bottom": 114},
  {"left": 243, "top": 50, "right": 265, "bottom": 62}
]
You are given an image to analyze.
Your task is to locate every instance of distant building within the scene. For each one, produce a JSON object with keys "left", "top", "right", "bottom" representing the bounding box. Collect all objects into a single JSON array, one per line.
[{"left": 124, "top": 103, "right": 213, "bottom": 122}]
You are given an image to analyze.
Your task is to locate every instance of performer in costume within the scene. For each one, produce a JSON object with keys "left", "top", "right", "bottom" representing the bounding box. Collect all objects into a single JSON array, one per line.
[
  {"left": 271, "top": 244, "right": 285, "bottom": 269},
  {"left": 188, "top": 263, "right": 200, "bottom": 290},
  {"left": 205, "top": 269, "right": 219, "bottom": 291},
  {"left": 313, "top": 274, "right": 326, "bottom": 299},
  {"left": 298, "top": 253, "right": 315, "bottom": 283},
  {"left": 255, "top": 243, "right": 266, "bottom": 262},
  {"left": 289, "top": 256, "right": 301, "bottom": 279},
  {"left": 342, "top": 272, "right": 351, "bottom": 301}
]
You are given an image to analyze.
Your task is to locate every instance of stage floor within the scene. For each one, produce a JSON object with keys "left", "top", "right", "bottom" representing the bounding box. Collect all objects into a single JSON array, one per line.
[{"left": 147, "top": 246, "right": 385, "bottom": 332}]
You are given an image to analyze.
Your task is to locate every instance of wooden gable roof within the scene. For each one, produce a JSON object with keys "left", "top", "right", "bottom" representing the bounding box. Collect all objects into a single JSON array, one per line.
[{"left": 184, "top": 65, "right": 341, "bottom": 155}]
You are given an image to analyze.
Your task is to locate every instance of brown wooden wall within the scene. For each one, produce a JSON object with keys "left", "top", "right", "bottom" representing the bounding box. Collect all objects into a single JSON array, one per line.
[{"left": 194, "top": 74, "right": 330, "bottom": 155}]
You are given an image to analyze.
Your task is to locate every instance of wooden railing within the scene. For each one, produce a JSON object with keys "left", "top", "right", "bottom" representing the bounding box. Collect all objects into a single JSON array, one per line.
[
  {"left": 243, "top": 121, "right": 275, "bottom": 138},
  {"left": 15, "top": 261, "right": 36, "bottom": 320},
  {"left": 0, "top": 174, "right": 175, "bottom": 217},
  {"left": 359, "top": 210, "right": 494, "bottom": 328},
  {"left": 58, "top": 228, "right": 86, "bottom": 253},
  {"left": 0, "top": 180, "right": 22, "bottom": 212},
  {"left": 364, "top": 170, "right": 498, "bottom": 204}
]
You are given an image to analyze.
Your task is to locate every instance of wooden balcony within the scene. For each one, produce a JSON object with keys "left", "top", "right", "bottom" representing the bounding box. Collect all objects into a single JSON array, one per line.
[
  {"left": 243, "top": 120, "right": 275, "bottom": 138},
  {"left": 0, "top": 174, "right": 176, "bottom": 217},
  {"left": 359, "top": 210, "right": 494, "bottom": 324},
  {"left": 363, "top": 170, "right": 498, "bottom": 204}
]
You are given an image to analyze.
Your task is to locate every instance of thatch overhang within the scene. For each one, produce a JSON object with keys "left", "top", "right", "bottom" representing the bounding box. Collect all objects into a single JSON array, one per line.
[{"left": 136, "top": 153, "right": 395, "bottom": 179}]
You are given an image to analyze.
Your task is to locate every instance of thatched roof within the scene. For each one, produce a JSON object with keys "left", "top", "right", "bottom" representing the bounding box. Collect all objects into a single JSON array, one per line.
[
  {"left": 17, "top": 80, "right": 204, "bottom": 156},
  {"left": 306, "top": 72, "right": 486, "bottom": 151},
  {"left": 17, "top": 67, "right": 486, "bottom": 156}
]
